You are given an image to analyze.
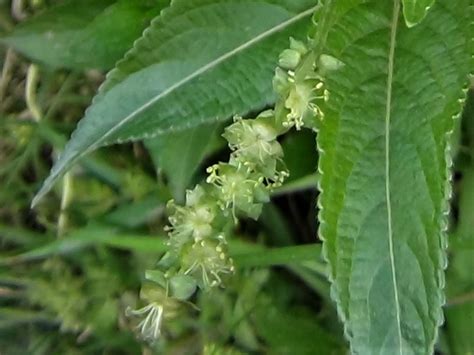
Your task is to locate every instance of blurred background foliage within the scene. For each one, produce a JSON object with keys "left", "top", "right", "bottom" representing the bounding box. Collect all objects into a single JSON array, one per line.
[{"left": 0, "top": 0, "right": 472, "bottom": 354}]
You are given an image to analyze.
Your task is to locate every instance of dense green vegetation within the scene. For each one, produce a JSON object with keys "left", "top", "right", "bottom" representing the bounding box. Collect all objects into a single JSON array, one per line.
[{"left": 0, "top": 0, "right": 472, "bottom": 354}]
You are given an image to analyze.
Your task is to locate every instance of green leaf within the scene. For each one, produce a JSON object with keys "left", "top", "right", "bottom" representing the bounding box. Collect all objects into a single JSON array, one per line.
[
  {"left": 103, "top": 195, "right": 165, "bottom": 228},
  {"left": 0, "top": 224, "right": 47, "bottom": 246},
  {"left": 0, "top": 0, "right": 166, "bottom": 70},
  {"left": 316, "top": 0, "right": 471, "bottom": 353},
  {"left": 0, "top": 308, "right": 54, "bottom": 329},
  {"left": 401, "top": 0, "right": 435, "bottom": 27},
  {"left": 31, "top": 0, "right": 319, "bottom": 206},
  {"left": 0, "top": 227, "right": 167, "bottom": 264},
  {"left": 253, "top": 301, "right": 345, "bottom": 354},
  {"left": 144, "top": 122, "right": 226, "bottom": 202}
]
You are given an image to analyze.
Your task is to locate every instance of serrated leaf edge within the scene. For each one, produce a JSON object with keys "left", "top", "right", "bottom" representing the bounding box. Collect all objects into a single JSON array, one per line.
[{"left": 316, "top": 1, "right": 473, "bottom": 353}]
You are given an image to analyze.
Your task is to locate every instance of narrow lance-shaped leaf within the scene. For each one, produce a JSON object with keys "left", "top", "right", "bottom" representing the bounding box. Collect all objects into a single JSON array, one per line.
[
  {"left": 316, "top": 0, "right": 471, "bottom": 353},
  {"left": 32, "top": 0, "right": 319, "bottom": 206}
]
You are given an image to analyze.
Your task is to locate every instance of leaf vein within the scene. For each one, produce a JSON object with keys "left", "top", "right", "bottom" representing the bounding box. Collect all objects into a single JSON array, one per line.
[
  {"left": 385, "top": 1, "right": 403, "bottom": 354},
  {"left": 88, "top": 4, "right": 319, "bottom": 152}
]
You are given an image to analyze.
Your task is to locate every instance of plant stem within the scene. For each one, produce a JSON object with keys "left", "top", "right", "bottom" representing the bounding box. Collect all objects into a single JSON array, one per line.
[
  {"left": 11, "top": 0, "right": 26, "bottom": 21},
  {"left": 271, "top": 173, "right": 319, "bottom": 197},
  {"left": 57, "top": 171, "right": 73, "bottom": 238},
  {"left": 232, "top": 243, "right": 322, "bottom": 267},
  {"left": 0, "top": 49, "right": 15, "bottom": 108},
  {"left": 446, "top": 291, "right": 474, "bottom": 307},
  {"left": 25, "top": 64, "right": 42, "bottom": 122}
]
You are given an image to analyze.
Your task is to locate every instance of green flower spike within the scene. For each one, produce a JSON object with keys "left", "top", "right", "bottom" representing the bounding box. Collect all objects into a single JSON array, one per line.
[
  {"left": 141, "top": 37, "right": 329, "bottom": 329},
  {"left": 272, "top": 37, "right": 334, "bottom": 131}
]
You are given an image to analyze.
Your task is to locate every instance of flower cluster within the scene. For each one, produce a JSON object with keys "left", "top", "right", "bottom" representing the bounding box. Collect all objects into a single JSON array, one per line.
[
  {"left": 129, "top": 37, "right": 343, "bottom": 343},
  {"left": 273, "top": 38, "right": 328, "bottom": 130}
]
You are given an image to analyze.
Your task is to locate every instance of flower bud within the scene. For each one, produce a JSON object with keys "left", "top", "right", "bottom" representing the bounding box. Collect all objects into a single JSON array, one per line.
[
  {"left": 279, "top": 49, "right": 301, "bottom": 70},
  {"left": 318, "top": 54, "right": 344, "bottom": 74},
  {"left": 289, "top": 37, "right": 308, "bottom": 55}
]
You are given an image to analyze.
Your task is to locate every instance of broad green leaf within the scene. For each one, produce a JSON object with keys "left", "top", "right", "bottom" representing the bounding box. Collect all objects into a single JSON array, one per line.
[
  {"left": 401, "top": 0, "right": 435, "bottom": 27},
  {"left": 0, "top": 0, "right": 166, "bottom": 70},
  {"left": 144, "top": 122, "right": 226, "bottom": 202},
  {"left": 31, "top": 0, "right": 319, "bottom": 206},
  {"left": 316, "top": 0, "right": 471, "bottom": 353}
]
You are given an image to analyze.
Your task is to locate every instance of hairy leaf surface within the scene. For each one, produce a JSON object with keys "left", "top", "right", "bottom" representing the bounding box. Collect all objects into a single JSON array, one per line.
[
  {"left": 32, "top": 0, "right": 318, "bottom": 206},
  {"left": 316, "top": 0, "right": 471, "bottom": 353},
  {"left": 0, "top": 0, "right": 166, "bottom": 70}
]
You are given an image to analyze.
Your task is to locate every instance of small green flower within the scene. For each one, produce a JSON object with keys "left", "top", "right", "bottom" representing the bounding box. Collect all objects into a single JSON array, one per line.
[
  {"left": 206, "top": 163, "right": 268, "bottom": 220},
  {"left": 126, "top": 284, "right": 181, "bottom": 342},
  {"left": 166, "top": 186, "right": 219, "bottom": 250},
  {"left": 180, "top": 238, "right": 235, "bottom": 289},
  {"left": 223, "top": 115, "right": 284, "bottom": 179},
  {"left": 284, "top": 77, "right": 319, "bottom": 130},
  {"left": 127, "top": 302, "right": 164, "bottom": 342}
]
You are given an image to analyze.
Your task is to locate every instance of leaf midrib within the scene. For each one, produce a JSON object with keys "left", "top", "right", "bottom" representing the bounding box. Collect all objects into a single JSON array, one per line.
[
  {"left": 384, "top": 0, "right": 403, "bottom": 353},
  {"left": 86, "top": 4, "right": 319, "bottom": 152}
]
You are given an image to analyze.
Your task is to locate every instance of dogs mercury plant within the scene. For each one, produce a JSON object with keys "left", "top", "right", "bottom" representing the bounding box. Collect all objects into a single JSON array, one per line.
[
  {"left": 128, "top": 29, "right": 344, "bottom": 342},
  {"left": 6, "top": 0, "right": 468, "bottom": 352}
]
